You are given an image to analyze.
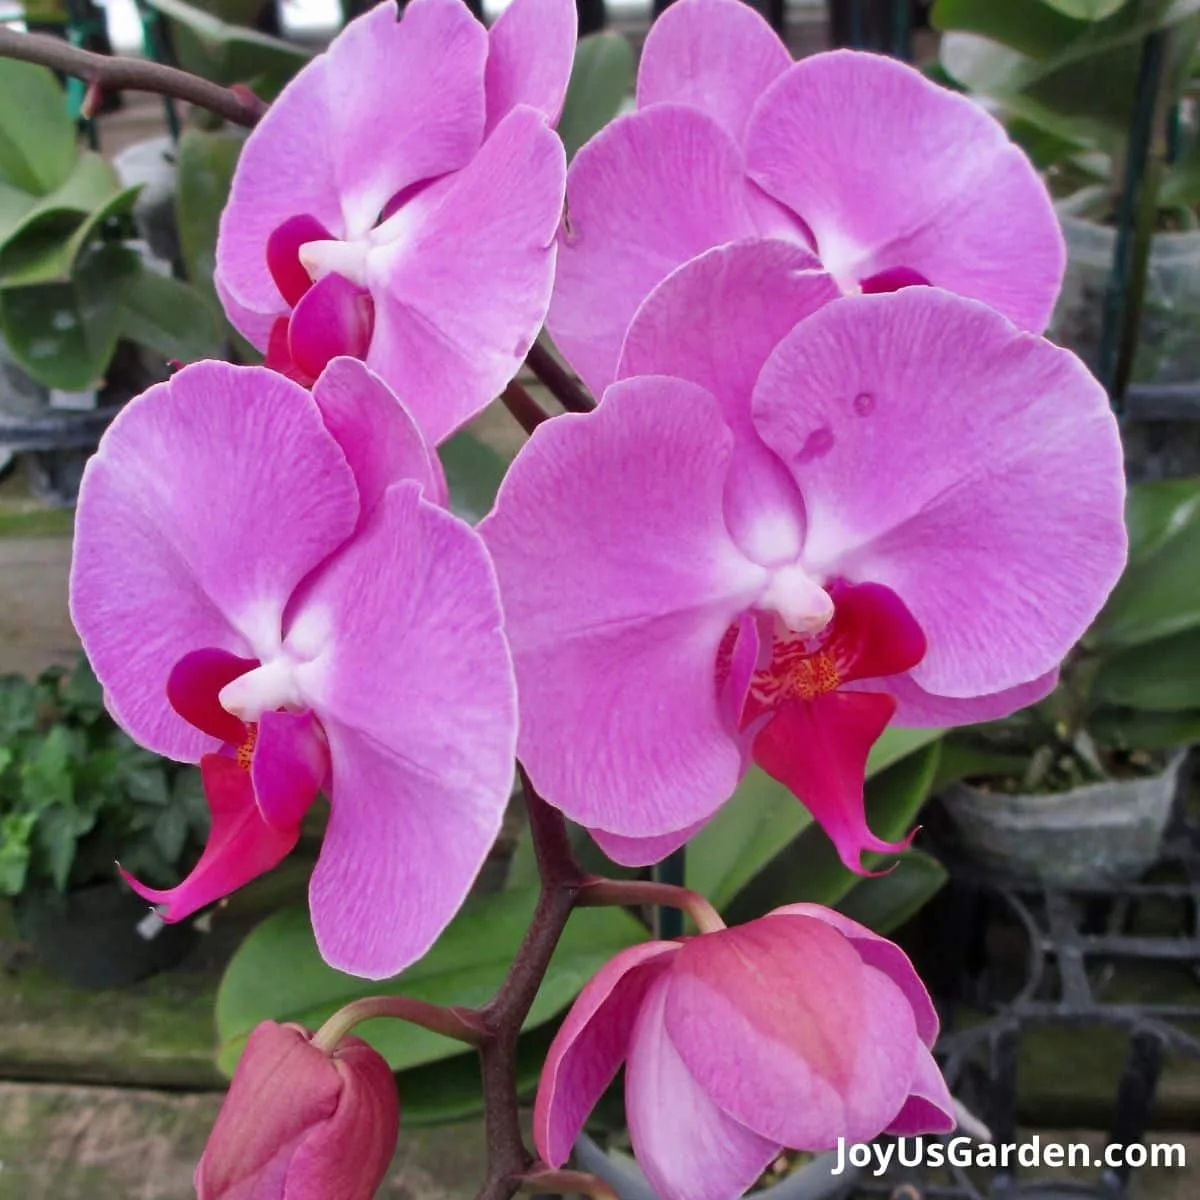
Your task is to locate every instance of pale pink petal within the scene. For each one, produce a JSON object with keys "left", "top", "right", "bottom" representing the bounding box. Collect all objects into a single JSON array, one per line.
[
  {"left": 664, "top": 916, "right": 917, "bottom": 1148},
  {"left": 881, "top": 669, "right": 1059, "bottom": 728},
  {"left": 367, "top": 106, "right": 565, "bottom": 445},
  {"left": 293, "top": 484, "right": 515, "bottom": 978},
  {"left": 549, "top": 105, "right": 761, "bottom": 396},
  {"left": 312, "top": 357, "right": 444, "bottom": 517},
  {"left": 289, "top": 275, "right": 374, "bottom": 382},
  {"left": 216, "top": 0, "right": 487, "bottom": 329},
  {"left": 767, "top": 907, "right": 938, "bottom": 1046},
  {"left": 70, "top": 363, "right": 359, "bottom": 762},
  {"left": 752, "top": 692, "right": 912, "bottom": 875},
  {"left": 886, "top": 1044, "right": 956, "bottom": 1136},
  {"left": 485, "top": 0, "right": 576, "bottom": 134},
  {"left": 717, "top": 611, "right": 760, "bottom": 744},
  {"left": 252, "top": 710, "right": 328, "bottom": 832},
  {"left": 752, "top": 289, "right": 1126, "bottom": 699},
  {"left": 479, "top": 378, "right": 766, "bottom": 839},
  {"left": 588, "top": 819, "right": 709, "bottom": 867},
  {"left": 636, "top": 0, "right": 790, "bottom": 144},
  {"left": 122, "top": 755, "right": 300, "bottom": 921},
  {"left": 626, "top": 973, "right": 780, "bottom": 1200},
  {"left": 534, "top": 942, "right": 679, "bottom": 1166},
  {"left": 745, "top": 51, "right": 1063, "bottom": 332},
  {"left": 167, "top": 648, "right": 255, "bottom": 747}
]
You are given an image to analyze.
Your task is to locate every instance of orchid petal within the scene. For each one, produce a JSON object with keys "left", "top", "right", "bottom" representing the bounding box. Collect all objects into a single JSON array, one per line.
[
  {"left": 549, "top": 105, "right": 761, "bottom": 396},
  {"left": 289, "top": 274, "right": 374, "bottom": 383},
  {"left": 122, "top": 755, "right": 300, "bottom": 921},
  {"left": 588, "top": 819, "right": 710, "bottom": 868},
  {"left": 626, "top": 972, "right": 780, "bottom": 1200},
  {"left": 293, "top": 483, "right": 515, "bottom": 978},
  {"left": 885, "top": 1044, "right": 956, "bottom": 1136},
  {"left": 267, "top": 214, "right": 333, "bottom": 308},
  {"left": 367, "top": 105, "right": 565, "bottom": 445},
  {"left": 534, "top": 941, "right": 679, "bottom": 1166},
  {"left": 480, "top": 378, "right": 765, "bottom": 839},
  {"left": 485, "top": 0, "right": 576, "bottom": 133},
  {"left": 820, "top": 580, "right": 926, "bottom": 687},
  {"left": 252, "top": 709, "right": 328, "bottom": 832},
  {"left": 312, "top": 357, "right": 445, "bottom": 518},
  {"left": 881, "top": 669, "right": 1059, "bottom": 728},
  {"left": 637, "top": 0, "right": 790, "bottom": 144},
  {"left": 752, "top": 289, "right": 1126, "bottom": 699},
  {"left": 745, "top": 51, "right": 1063, "bottom": 331},
  {"left": 70, "top": 362, "right": 359, "bottom": 761},
  {"left": 167, "top": 648, "right": 255, "bottom": 747},
  {"left": 752, "top": 692, "right": 911, "bottom": 875},
  {"left": 665, "top": 916, "right": 917, "bottom": 1149}
]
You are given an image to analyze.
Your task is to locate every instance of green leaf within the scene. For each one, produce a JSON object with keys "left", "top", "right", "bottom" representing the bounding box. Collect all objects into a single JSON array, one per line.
[
  {"left": 1088, "top": 705, "right": 1200, "bottom": 749},
  {"left": 933, "top": 0, "right": 1088, "bottom": 58},
  {"left": 0, "top": 813, "right": 36, "bottom": 897},
  {"left": 1043, "top": 0, "right": 1130, "bottom": 18},
  {"left": 175, "top": 128, "right": 243, "bottom": 309},
  {"left": 1090, "top": 479, "right": 1200, "bottom": 649},
  {"left": 116, "top": 265, "right": 221, "bottom": 363},
  {"left": 149, "top": 0, "right": 311, "bottom": 92},
  {"left": 835, "top": 849, "right": 948, "bottom": 935},
  {"left": 0, "top": 675, "right": 37, "bottom": 741},
  {"left": 1092, "top": 625, "right": 1200, "bottom": 710},
  {"left": 558, "top": 32, "right": 634, "bottom": 161},
  {"left": 215, "top": 887, "right": 647, "bottom": 1075},
  {"left": 438, "top": 429, "right": 510, "bottom": 524},
  {"left": 723, "top": 743, "right": 942, "bottom": 924},
  {"left": 0, "top": 59, "right": 75, "bottom": 196},
  {"left": 686, "top": 726, "right": 942, "bottom": 910},
  {"left": 20, "top": 726, "right": 75, "bottom": 811},
  {"left": 36, "top": 805, "right": 95, "bottom": 891},
  {"left": 152, "top": 803, "right": 190, "bottom": 862}
]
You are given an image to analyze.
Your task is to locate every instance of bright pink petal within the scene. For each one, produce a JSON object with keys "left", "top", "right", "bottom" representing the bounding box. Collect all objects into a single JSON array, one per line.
[
  {"left": 312, "top": 357, "right": 444, "bottom": 517},
  {"left": 820, "top": 580, "right": 926, "bottom": 686},
  {"left": 479, "top": 378, "right": 766, "bottom": 839},
  {"left": 752, "top": 691, "right": 911, "bottom": 874},
  {"left": 70, "top": 363, "right": 360, "bottom": 762},
  {"left": 289, "top": 275, "right": 374, "bottom": 382},
  {"left": 636, "top": 0, "right": 790, "bottom": 144},
  {"left": 367, "top": 105, "right": 565, "bottom": 445},
  {"left": 617, "top": 240, "right": 831, "bottom": 566},
  {"left": 752, "top": 289, "right": 1126, "bottom": 699},
  {"left": 881, "top": 669, "right": 1059, "bottom": 728},
  {"left": 767, "top": 906, "right": 938, "bottom": 1046},
  {"left": 626, "top": 972, "right": 780, "bottom": 1200},
  {"left": 485, "top": 0, "right": 576, "bottom": 134},
  {"left": 216, "top": 0, "right": 487, "bottom": 331},
  {"left": 292, "top": 483, "right": 516, "bottom": 978},
  {"left": 534, "top": 941, "right": 679, "bottom": 1166},
  {"left": 549, "top": 105, "right": 762, "bottom": 396},
  {"left": 588, "top": 818, "right": 709, "bottom": 868},
  {"left": 267, "top": 214, "right": 332, "bottom": 308},
  {"left": 122, "top": 755, "right": 300, "bottom": 921},
  {"left": 167, "top": 648, "right": 255, "bottom": 746},
  {"left": 252, "top": 709, "right": 328, "bottom": 832},
  {"left": 744, "top": 51, "right": 1064, "bottom": 332},
  {"left": 886, "top": 1044, "right": 956, "bottom": 1136},
  {"left": 664, "top": 916, "right": 917, "bottom": 1148}
]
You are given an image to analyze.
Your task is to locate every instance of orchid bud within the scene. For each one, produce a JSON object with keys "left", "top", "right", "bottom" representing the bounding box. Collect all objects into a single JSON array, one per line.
[{"left": 196, "top": 1020, "right": 399, "bottom": 1200}]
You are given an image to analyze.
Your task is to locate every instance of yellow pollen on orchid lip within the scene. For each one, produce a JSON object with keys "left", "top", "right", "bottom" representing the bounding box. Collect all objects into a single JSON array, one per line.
[
  {"left": 776, "top": 644, "right": 842, "bottom": 701},
  {"left": 235, "top": 724, "right": 258, "bottom": 772}
]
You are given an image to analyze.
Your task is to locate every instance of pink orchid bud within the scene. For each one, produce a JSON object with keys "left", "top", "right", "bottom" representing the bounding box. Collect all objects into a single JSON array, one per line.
[
  {"left": 535, "top": 905, "right": 955, "bottom": 1200},
  {"left": 196, "top": 1021, "right": 399, "bottom": 1200}
]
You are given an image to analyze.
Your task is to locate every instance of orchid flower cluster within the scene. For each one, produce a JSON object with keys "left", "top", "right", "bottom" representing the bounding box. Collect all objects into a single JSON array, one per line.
[{"left": 60, "top": 0, "right": 1129, "bottom": 1196}]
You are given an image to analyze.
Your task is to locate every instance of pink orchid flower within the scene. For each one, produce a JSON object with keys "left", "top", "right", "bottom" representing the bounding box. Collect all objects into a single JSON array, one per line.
[
  {"left": 215, "top": 0, "right": 573, "bottom": 444},
  {"left": 481, "top": 242, "right": 1127, "bottom": 869},
  {"left": 196, "top": 1021, "right": 398, "bottom": 1200},
  {"left": 535, "top": 905, "right": 954, "bottom": 1200},
  {"left": 549, "top": 0, "right": 1063, "bottom": 397},
  {"left": 69, "top": 357, "right": 516, "bottom": 978}
]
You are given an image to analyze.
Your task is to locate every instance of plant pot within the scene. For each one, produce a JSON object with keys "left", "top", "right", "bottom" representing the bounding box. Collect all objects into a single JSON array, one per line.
[
  {"left": 572, "top": 1134, "right": 859, "bottom": 1200},
  {"left": 940, "top": 750, "right": 1186, "bottom": 889},
  {"left": 1050, "top": 215, "right": 1200, "bottom": 481},
  {"left": 13, "top": 880, "right": 196, "bottom": 989}
]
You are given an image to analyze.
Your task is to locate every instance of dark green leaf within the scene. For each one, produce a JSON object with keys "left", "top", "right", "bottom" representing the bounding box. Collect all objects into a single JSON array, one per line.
[
  {"left": 1089, "top": 705, "right": 1200, "bottom": 749},
  {"left": 0, "top": 675, "right": 37, "bottom": 741},
  {"left": 438, "top": 429, "right": 510, "bottom": 524},
  {"left": 1092, "top": 625, "right": 1200, "bottom": 710},
  {"left": 835, "top": 849, "right": 948, "bottom": 934},
  {"left": 35, "top": 804, "right": 95, "bottom": 891},
  {"left": 175, "top": 128, "right": 243, "bottom": 312},
  {"left": 20, "top": 727, "right": 75, "bottom": 811},
  {"left": 152, "top": 803, "right": 190, "bottom": 862},
  {"left": 116, "top": 265, "right": 221, "bottom": 363},
  {"left": 686, "top": 726, "right": 942, "bottom": 911},
  {"left": 933, "top": 0, "right": 1088, "bottom": 58},
  {"left": 0, "top": 59, "right": 75, "bottom": 196},
  {"left": 216, "top": 888, "right": 647, "bottom": 1074},
  {"left": 0, "top": 813, "right": 36, "bottom": 897},
  {"left": 61, "top": 656, "right": 105, "bottom": 718},
  {"left": 558, "top": 32, "right": 634, "bottom": 160}
]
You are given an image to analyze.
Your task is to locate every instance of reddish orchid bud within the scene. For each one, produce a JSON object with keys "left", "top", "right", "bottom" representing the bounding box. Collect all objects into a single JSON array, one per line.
[{"left": 196, "top": 1021, "right": 399, "bottom": 1200}]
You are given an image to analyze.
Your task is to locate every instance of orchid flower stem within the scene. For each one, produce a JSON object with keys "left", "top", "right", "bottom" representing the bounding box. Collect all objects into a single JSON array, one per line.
[
  {"left": 519, "top": 1167, "right": 620, "bottom": 1200},
  {"left": 0, "top": 28, "right": 268, "bottom": 127},
  {"left": 576, "top": 877, "right": 726, "bottom": 935},
  {"left": 312, "top": 995, "right": 486, "bottom": 1054},
  {"left": 525, "top": 342, "right": 595, "bottom": 414},
  {"left": 502, "top": 381, "right": 553, "bottom": 435}
]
